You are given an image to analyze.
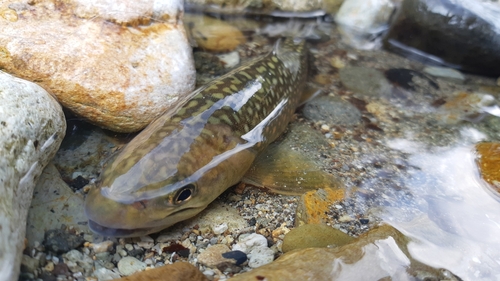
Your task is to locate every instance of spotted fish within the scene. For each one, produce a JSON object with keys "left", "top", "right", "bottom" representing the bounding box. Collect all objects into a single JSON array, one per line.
[{"left": 85, "top": 38, "right": 309, "bottom": 237}]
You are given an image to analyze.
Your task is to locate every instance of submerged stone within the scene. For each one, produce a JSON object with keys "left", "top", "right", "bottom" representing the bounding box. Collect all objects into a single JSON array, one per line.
[
  {"left": 339, "top": 66, "right": 391, "bottom": 96},
  {"left": 114, "top": 262, "right": 208, "bottom": 281},
  {"left": 303, "top": 95, "right": 362, "bottom": 126},
  {"left": 475, "top": 142, "right": 500, "bottom": 194},
  {"left": 282, "top": 224, "right": 354, "bottom": 253},
  {"left": 384, "top": 0, "right": 500, "bottom": 77},
  {"left": 228, "top": 225, "right": 461, "bottom": 281},
  {"left": 295, "top": 188, "right": 345, "bottom": 226}
]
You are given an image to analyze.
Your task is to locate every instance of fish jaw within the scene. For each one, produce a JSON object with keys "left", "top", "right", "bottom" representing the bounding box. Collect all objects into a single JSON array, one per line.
[{"left": 84, "top": 188, "right": 208, "bottom": 237}]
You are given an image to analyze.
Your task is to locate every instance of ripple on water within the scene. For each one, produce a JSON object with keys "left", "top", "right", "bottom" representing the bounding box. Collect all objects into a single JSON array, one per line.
[{"left": 374, "top": 130, "right": 500, "bottom": 280}]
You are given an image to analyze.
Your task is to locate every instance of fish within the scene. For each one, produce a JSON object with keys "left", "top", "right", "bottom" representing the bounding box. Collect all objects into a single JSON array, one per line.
[{"left": 85, "top": 38, "right": 309, "bottom": 237}]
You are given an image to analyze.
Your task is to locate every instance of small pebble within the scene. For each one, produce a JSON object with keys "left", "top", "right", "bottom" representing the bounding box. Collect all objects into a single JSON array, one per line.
[
  {"left": 93, "top": 267, "right": 121, "bottom": 280},
  {"left": 91, "top": 240, "right": 114, "bottom": 253},
  {"left": 248, "top": 247, "right": 274, "bottom": 268},
  {"left": 222, "top": 250, "right": 248, "bottom": 266},
  {"left": 43, "top": 229, "right": 85, "bottom": 254},
  {"left": 212, "top": 223, "right": 228, "bottom": 235},
  {"left": 232, "top": 234, "right": 268, "bottom": 254},
  {"left": 198, "top": 244, "right": 231, "bottom": 267},
  {"left": 117, "top": 256, "right": 147, "bottom": 276}
]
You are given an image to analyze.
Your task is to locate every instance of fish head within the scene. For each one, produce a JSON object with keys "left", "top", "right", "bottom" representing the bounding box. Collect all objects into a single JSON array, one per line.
[{"left": 85, "top": 122, "right": 255, "bottom": 237}]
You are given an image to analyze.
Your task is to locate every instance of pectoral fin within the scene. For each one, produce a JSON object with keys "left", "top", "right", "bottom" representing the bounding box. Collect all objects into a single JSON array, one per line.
[{"left": 242, "top": 143, "right": 342, "bottom": 196}]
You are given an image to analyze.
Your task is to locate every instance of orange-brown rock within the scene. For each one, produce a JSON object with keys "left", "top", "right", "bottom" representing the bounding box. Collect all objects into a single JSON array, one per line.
[
  {"left": 295, "top": 187, "right": 345, "bottom": 226},
  {"left": 475, "top": 142, "right": 500, "bottom": 193},
  {"left": 184, "top": 14, "right": 246, "bottom": 52},
  {"left": 0, "top": 0, "right": 195, "bottom": 132},
  {"left": 229, "top": 225, "right": 459, "bottom": 281},
  {"left": 113, "top": 262, "right": 208, "bottom": 281}
]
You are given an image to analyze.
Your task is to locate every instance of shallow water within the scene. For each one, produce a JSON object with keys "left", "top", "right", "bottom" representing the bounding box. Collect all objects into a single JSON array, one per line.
[{"left": 20, "top": 8, "right": 500, "bottom": 280}]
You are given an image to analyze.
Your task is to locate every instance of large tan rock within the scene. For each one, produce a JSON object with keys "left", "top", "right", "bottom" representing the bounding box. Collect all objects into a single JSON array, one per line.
[
  {"left": 0, "top": 0, "right": 195, "bottom": 132},
  {"left": 0, "top": 71, "right": 66, "bottom": 281},
  {"left": 229, "top": 225, "right": 460, "bottom": 281}
]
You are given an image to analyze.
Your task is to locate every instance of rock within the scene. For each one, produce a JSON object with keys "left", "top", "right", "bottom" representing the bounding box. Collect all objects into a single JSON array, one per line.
[
  {"left": 228, "top": 225, "right": 461, "bottom": 281},
  {"left": 0, "top": 0, "right": 195, "bottom": 132},
  {"left": 339, "top": 66, "right": 391, "bottom": 96},
  {"left": 91, "top": 241, "right": 115, "bottom": 254},
  {"left": 282, "top": 224, "right": 354, "bottom": 253},
  {"left": 43, "top": 229, "right": 85, "bottom": 254},
  {"left": 247, "top": 247, "right": 274, "bottom": 268},
  {"left": 0, "top": 71, "right": 65, "bottom": 281},
  {"left": 232, "top": 234, "right": 268, "bottom": 254},
  {"left": 63, "top": 249, "right": 94, "bottom": 274},
  {"left": 295, "top": 188, "right": 345, "bottom": 226},
  {"left": 113, "top": 262, "right": 208, "bottom": 281},
  {"left": 25, "top": 163, "right": 89, "bottom": 249},
  {"left": 93, "top": 267, "right": 122, "bottom": 281},
  {"left": 20, "top": 255, "right": 39, "bottom": 274},
  {"left": 303, "top": 95, "right": 362, "bottom": 126},
  {"left": 221, "top": 251, "right": 248, "bottom": 266},
  {"left": 384, "top": 0, "right": 500, "bottom": 77},
  {"left": 212, "top": 223, "right": 229, "bottom": 235},
  {"left": 335, "top": 0, "right": 395, "bottom": 49},
  {"left": 117, "top": 256, "right": 147, "bottom": 276},
  {"left": 197, "top": 244, "right": 232, "bottom": 267},
  {"left": 423, "top": 66, "right": 465, "bottom": 81},
  {"left": 435, "top": 91, "right": 495, "bottom": 124},
  {"left": 185, "top": 0, "right": 341, "bottom": 16},
  {"left": 184, "top": 14, "right": 246, "bottom": 52},
  {"left": 475, "top": 142, "right": 500, "bottom": 194}
]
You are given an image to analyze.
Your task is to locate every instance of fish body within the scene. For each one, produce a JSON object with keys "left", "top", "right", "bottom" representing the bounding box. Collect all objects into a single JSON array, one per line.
[{"left": 85, "top": 39, "right": 308, "bottom": 237}]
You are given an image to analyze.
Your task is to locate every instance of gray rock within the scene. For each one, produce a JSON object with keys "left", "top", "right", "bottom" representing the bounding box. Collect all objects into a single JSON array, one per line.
[
  {"left": 339, "top": 66, "right": 391, "bottom": 96},
  {"left": 117, "top": 256, "right": 147, "bottom": 276},
  {"left": 303, "top": 95, "right": 362, "bottom": 126},
  {"left": 20, "top": 255, "right": 39, "bottom": 274},
  {"left": 247, "top": 247, "right": 274, "bottom": 268},
  {"left": 93, "top": 267, "right": 121, "bottom": 281},
  {"left": 0, "top": 71, "right": 66, "bottom": 281},
  {"left": 25, "top": 163, "right": 90, "bottom": 249},
  {"left": 43, "top": 229, "right": 85, "bottom": 254}
]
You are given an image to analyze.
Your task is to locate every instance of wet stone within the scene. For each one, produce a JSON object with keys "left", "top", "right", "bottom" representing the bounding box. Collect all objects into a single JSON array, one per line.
[
  {"left": 117, "top": 256, "right": 147, "bottom": 276},
  {"left": 20, "top": 255, "right": 39, "bottom": 274},
  {"left": 295, "top": 188, "right": 345, "bottom": 226},
  {"left": 282, "top": 224, "right": 355, "bottom": 253},
  {"left": 303, "top": 95, "right": 362, "bottom": 126},
  {"left": 221, "top": 250, "right": 248, "bottom": 266},
  {"left": 475, "top": 142, "right": 500, "bottom": 194},
  {"left": 43, "top": 229, "right": 85, "bottom": 254},
  {"left": 339, "top": 66, "right": 391, "bottom": 96},
  {"left": 198, "top": 244, "right": 232, "bottom": 267}
]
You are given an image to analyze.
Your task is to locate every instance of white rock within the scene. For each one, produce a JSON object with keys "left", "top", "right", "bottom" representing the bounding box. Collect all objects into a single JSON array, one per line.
[
  {"left": 232, "top": 233, "right": 268, "bottom": 254},
  {"left": 248, "top": 247, "right": 275, "bottom": 268},
  {"left": 212, "top": 223, "right": 229, "bottom": 235},
  {"left": 93, "top": 267, "right": 121, "bottom": 281},
  {"left": 335, "top": 0, "right": 395, "bottom": 49},
  {"left": 117, "top": 256, "right": 147, "bottom": 276},
  {"left": 92, "top": 241, "right": 115, "bottom": 254},
  {"left": 0, "top": 71, "right": 65, "bottom": 281},
  {"left": 424, "top": 66, "right": 465, "bottom": 81}
]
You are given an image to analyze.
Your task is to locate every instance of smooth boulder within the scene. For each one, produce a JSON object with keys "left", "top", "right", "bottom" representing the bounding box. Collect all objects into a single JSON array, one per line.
[
  {"left": 0, "top": 71, "right": 66, "bottom": 281},
  {"left": 0, "top": 0, "right": 195, "bottom": 132}
]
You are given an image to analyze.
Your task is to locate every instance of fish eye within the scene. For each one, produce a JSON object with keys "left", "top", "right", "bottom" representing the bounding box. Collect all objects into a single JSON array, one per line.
[{"left": 174, "top": 184, "right": 195, "bottom": 204}]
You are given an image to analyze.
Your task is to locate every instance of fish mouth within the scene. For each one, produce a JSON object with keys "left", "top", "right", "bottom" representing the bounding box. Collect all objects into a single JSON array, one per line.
[
  {"left": 87, "top": 206, "right": 205, "bottom": 238},
  {"left": 87, "top": 219, "right": 165, "bottom": 238}
]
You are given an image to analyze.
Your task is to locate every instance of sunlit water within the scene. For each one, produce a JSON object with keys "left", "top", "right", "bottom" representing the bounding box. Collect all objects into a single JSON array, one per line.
[{"left": 373, "top": 129, "right": 500, "bottom": 280}]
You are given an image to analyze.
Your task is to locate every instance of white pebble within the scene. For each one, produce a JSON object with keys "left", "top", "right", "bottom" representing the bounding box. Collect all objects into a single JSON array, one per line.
[
  {"left": 117, "top": 257, "right": 146, "bottom": 276},
  {"left": 92, "top": 241, "right": 114, "bottom": 254},
  {"left": 248, "top": 247, "right": 274, "bottom": 268},
  {"left": 93, "top": 267, "right": 121, "bottom": 280},
  {"left": 232, "top": 233, "right": 268, "bottom": 254},
  {"left": 212, "top": 223, "right": 228, "bottom": 235}
]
